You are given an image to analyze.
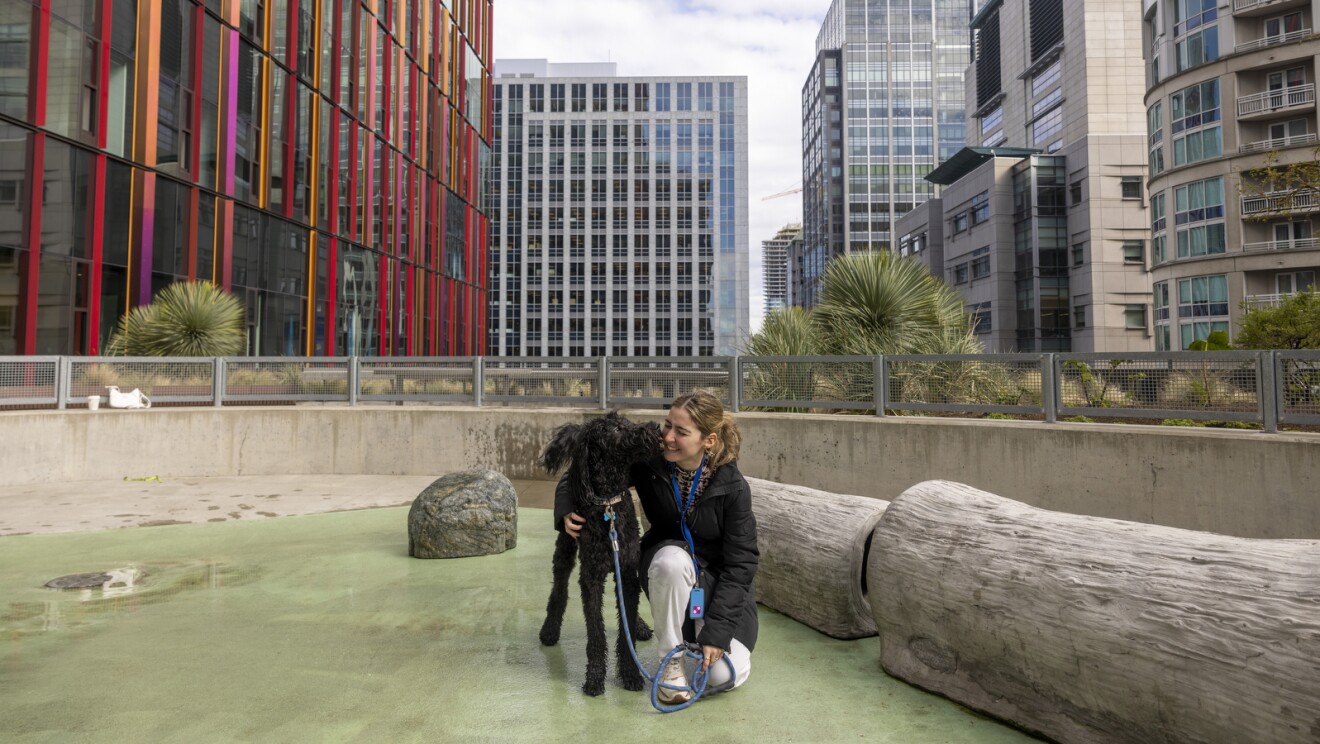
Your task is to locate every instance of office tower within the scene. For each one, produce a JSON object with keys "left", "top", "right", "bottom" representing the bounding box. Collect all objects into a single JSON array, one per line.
[
  {"left": 0, "top": 1, "right": 491, "bottom": 357},
  {"left": 487, "top": 60, "right": 749, "bottom": 358},
  {"left": 762, "top": 223, "right": 801, "bottom": 315},
  {"left": 1144, "top": 0, "right": 1320, "bottom": 349},
  {"left": 795, "top": 0, "right": 970, "bottom": 309},
  {"left": 897, "top": 0, "right": 1152, "bottom": 352}
]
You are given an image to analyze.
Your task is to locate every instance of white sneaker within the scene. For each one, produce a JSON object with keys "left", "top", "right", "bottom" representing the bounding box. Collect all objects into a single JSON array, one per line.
[{"left": 656, "top": 658, "right": 691, "bottom": 704}]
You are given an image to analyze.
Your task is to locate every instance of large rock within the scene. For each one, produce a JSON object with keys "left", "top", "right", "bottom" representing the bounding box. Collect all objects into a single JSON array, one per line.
[
  {"left": 868, "top": 480, "right": 1320, "bottom": 744},
  {"left": 408, "top": 470, "right": 517, "bottom": 558}
]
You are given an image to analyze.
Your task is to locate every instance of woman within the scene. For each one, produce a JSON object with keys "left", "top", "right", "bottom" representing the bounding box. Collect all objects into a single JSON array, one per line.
[{"left": 556, "top": 391, "right": 759, "bottom": 704}]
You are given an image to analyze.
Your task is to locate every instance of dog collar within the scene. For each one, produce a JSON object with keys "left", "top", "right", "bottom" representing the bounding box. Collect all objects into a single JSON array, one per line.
[{"left": 587, "top": 491, "right": 626, "bottom": 508}]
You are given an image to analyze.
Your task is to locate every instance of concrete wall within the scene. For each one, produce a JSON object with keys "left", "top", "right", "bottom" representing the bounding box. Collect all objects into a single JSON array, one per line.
[{"left": 2, "top": 406, "right": 1317, "bottom": 539}]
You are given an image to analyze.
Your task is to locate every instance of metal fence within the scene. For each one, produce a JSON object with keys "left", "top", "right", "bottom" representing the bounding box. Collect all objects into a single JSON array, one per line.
[{"left": 3, "top": 352, "right": 1318, "bottom": 433}]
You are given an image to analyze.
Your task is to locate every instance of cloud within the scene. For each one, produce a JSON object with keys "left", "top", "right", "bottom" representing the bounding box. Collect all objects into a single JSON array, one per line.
[{"left": 493, "top": 0, "right": 830, "bottom": 334}]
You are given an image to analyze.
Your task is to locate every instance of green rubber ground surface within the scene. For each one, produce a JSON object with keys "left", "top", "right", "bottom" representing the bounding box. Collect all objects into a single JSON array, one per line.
[{"left": 0, "top": 507, "right": 1040, "bottom": 743}]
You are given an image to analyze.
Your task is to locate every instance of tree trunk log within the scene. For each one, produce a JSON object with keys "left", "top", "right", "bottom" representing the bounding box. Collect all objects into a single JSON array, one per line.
[
  {"left": 868, "top": 480, "right": 1320, "bottom": 744},
  {"left": 747, "top": 476, "right": 888, "bottom": 639}
]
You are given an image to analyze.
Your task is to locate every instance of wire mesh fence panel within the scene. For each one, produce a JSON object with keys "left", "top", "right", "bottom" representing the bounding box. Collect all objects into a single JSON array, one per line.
[
  {"left": 483, "top": 358, "right": 601, "bottom": 404},
  {"left": 739, "top": 356, "right": 875, "bottom": 411},
  {"left": 1278, "top": 351, "right": 1320, "bottom": 425},
  {"left": 1055, "top": 352, "right": 1263, "bottom": 422},
  {"left": 224, "top": 358, "right": 350, "bottom": 402},
  {"left": 0, "top": 357, "right": 59, "bottom": 406},
  {"left": 885, "top": 354, "right": 1046, "bottom": 415},
  {"left": 68, "top": 357, "right": 215, "bottom": 404},
  {"left": 358, "top": 358, "right": 476, "bottom": 402},
  {"left": 606, "top": 358, "right": 731, "bottom": 407}
]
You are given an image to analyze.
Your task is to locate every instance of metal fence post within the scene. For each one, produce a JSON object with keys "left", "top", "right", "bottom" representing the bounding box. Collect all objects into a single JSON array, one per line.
[
  {"left": 598, "top": 356, "right": 609, "bottom": 409},
  {"left": 56, "top": 356, "right": 68, "bottom": 410},
  {"left": 1262, "top": 351, "right": 1279, "bottom": 434},
  {"left": 213, "top": 358, "right": 226, "bottom": 407},
  {"left": 729, "top": 356, "right": 740, "bottom": 413},
  {"left": 473, "top": 357, "right": 484, "bottom": 407},
  {"left": 874, "top": 355, "right": 886, "bottom": 416},
  {"left": 348, "top": 357, "right": 359, "bottom": 406},
  {"left": 1041, "top": 353, "right": 1057, "bottom": 423}
]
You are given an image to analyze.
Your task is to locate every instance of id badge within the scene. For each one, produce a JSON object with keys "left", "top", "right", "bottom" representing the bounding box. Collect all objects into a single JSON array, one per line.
[{"left": 688, "top": 587, "right": 705, "bottom": 619}]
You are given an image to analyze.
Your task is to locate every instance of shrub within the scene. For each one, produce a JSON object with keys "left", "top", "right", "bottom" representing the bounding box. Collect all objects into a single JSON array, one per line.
[
  {"left": 1161, "top": 418, "right": 1204, "bottom": 427},
  {"left": 985, "top": 412, "right": 1016, "bottom": 420},
  {"left": 1063, "top": 415, "right": 1094, "bottom": 423}
]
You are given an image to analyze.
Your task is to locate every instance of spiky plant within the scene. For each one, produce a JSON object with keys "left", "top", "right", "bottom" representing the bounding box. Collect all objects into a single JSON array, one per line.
[{"left": 107, "top": 281, "right": 246, "bottom": 357}]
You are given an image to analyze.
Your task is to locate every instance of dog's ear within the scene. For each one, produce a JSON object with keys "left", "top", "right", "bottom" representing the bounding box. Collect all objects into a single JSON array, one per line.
[{"left": 542, "top": 422, "right": 582, "bottom": 474}]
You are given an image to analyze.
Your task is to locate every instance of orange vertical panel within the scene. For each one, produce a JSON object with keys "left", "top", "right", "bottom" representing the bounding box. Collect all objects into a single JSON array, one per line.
[{"left": 133, "top": 0, "right": 161, "bottom": 165}]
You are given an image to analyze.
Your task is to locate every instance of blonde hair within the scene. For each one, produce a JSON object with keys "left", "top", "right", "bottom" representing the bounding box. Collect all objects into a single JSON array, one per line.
[{"left": 671, "top": 390, "right": 741, "bottom": 469}]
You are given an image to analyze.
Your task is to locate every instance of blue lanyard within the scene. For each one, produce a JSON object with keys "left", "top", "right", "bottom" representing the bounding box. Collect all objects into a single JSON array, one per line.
[{"left": 669, "top": 456, "right": 704, "bottom": 580}]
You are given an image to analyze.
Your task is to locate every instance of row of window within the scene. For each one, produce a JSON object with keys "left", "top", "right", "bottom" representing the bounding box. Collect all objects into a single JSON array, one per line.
[{"left": 496, "top": 82, "right": 735, "bottom": 114}]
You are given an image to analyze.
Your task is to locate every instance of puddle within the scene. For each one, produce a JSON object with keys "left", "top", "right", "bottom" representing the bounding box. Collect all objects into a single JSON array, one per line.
[{"left": 3, "top": 561, "right": 263, "bottom": 638}]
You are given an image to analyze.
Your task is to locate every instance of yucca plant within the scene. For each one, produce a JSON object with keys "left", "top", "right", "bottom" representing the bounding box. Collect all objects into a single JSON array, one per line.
[{"left": 106, "top": 281, "right": 246, "bottom": 357}]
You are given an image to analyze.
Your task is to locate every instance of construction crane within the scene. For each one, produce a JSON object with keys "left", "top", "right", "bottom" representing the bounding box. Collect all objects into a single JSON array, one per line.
[{"left": 761, "top": 185, "right": 803, "bottom": 201}]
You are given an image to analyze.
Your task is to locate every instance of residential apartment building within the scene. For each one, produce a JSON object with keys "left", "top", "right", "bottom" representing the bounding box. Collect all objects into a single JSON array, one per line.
[
  {"left": 486, "top": 60, "right": 750, "bottom": 357},
  {"left": 762, "top": 223, "right": 801, "bottom": 315},
  {"left": 1144, "top": 0, "right": 1320, "bottom": 349},
  {"left": 0, "top": 0, "right": 492, "bottom": 357},
  {"left": 897, "top": 0, "right": 1152, "bottom": 352},
  {"left": 795, "top": 0, "right": 971, "bottom": 309}
]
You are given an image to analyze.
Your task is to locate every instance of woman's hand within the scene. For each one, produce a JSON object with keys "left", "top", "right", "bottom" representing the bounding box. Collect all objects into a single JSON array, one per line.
[
  {"left": 700, "top": 644, "right": 724, "bottom": 671},
  {"left": 563, "top": 512, "right": 585, "bottom": 539}
]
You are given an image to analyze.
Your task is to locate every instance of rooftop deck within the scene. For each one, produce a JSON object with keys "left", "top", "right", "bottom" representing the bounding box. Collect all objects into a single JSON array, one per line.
[{"left": 0, "top": 478, "right": 1039, "bottom": 743}]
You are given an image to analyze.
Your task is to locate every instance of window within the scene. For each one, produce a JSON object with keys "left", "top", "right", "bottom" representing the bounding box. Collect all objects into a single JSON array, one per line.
[
  {"left": 1032, "top": 107, "right": 1063, "bottom": 152},
  {"left": 970, "top": 192, "right": 990, "bottom": 225},
  {"left": 1154, "top": 281, "right": 1172, "bottom": 350},
  {"left": 1122, "top": 240, "right": 1145, "bottom": 264},
  {"left": 1176, "top": 26, "right": 1219, "bottom": 71},
  {"left": 1148, "top": 103, "right": 1165, "bottom": 175},
  {"left": 954, "top": 263, "right": 969, "bottom": 284},
  {"left": 1174, "top": 177, "right": 1226, "bottom": 258},
  {"left": 1072, "top": 242, "right": 1085, "bottom": 266},
  {"left": 1125, "top": 305, "right": 1147, "bottom": 330},
  {"left": 971, "top": 246, "right": 990, "bottom": 278},
  {"left": 952, "top": 212, "right": 969, "bottom": 233},
  {"left": 969, "top": 302, "right": 992, "bottom": 334},
  {"left": 1070, "top": 181, "right": 1083, "bottom": 205},
  {"left": 1074, "top": 305, "right": 1086, "bottom": 329},
  {"left": 1151, "top": 192, "right": 1167, "bottom": 264},
  {"left": 1121, "top": 178, "right": 1143, "bottom": 200},
  {"left": 980, "top": 105, "right": 1003, "bottom": 137},
  {"left": 1177, "top": 274, "right": 1229, "bottom": 348}
]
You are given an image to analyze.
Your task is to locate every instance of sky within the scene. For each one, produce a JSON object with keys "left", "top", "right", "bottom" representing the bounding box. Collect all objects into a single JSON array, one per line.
[{"left": 492, "top": 0, "right": 833, "bottom": 334}]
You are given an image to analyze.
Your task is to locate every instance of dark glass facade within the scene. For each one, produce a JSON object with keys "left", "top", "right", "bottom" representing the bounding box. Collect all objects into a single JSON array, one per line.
[{"left": 0, "top": 0, "right": 491, "bottom": 357}]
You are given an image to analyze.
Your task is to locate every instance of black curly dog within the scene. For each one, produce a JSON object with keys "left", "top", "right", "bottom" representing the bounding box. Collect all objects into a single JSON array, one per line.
[{"left": 539, "top": 412, "right": 659, "bottom": 696}]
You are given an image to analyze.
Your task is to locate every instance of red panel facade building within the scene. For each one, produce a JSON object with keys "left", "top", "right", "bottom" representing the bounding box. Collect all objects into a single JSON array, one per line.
[{"left": 0, "top": 0, "right": 491, "bottom": 356}]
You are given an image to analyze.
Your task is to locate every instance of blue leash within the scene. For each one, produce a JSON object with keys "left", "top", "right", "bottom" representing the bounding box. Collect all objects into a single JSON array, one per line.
[{"left": 605, "top": 505, "right": 736, "bottom": 712}]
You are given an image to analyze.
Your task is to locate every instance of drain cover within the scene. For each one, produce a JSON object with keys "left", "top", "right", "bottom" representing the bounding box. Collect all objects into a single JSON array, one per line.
[{"left": 45, "top": 572, "right": 114, "bottom": 589}]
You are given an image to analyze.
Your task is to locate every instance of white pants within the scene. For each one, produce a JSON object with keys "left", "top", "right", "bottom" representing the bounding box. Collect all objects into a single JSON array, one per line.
[{"left": 647, "top": 545, "right": 752, "bottom": 691}]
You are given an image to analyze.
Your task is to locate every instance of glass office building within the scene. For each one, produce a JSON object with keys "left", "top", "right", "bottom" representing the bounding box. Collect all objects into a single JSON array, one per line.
[
  {"left": 796, "top": 0, "right": 969, "bottom": 308},
  {"left": 0, "top": 0, "right": 491, "bottom": 357}
]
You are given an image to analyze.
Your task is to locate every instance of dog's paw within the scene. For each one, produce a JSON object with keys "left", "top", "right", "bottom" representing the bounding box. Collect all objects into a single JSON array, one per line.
[
  {"left": 620, "top": 673, "right": 645, "bottom": 692},
  {"left": 539, "top": 626, "right": 560, "bottom": 647},
  {"left": 581, "top": 680, "right": 606, "bottom": 697},
  {"left": 633, "top": 618, "right": 653, "bottom": 642}
]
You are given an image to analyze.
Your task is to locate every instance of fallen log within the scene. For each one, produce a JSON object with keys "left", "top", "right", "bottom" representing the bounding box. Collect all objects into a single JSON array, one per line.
[
  {"left": 868, "top": 480, "right": 1320, "bottom": 744},
  {"left": 747, "top": 476, "right": 889, "bottom": 639}
]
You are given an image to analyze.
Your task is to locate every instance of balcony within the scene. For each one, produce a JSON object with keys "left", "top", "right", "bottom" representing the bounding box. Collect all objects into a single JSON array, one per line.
[
  {"left": 1245, "top": 292, "right": 1295, "bottom": 309},
  {"left": 1242, "top": 237, "right": 1319, "bottom": 252},
  {"left": 1233, "top": 0, "right": 1309, "bottom": 16},
  {"left": 1240, "top": 131, "right": 1319, "bottom": 152},
  {"left": 1242, "top": 190, "right": 1319, "bottom": 215},
  {"left": 1235, "top": 27, "right": 1314, "bottom": 54},
  {"left": 1238, "top": 84, "right": 1316, "bottom": 117}
]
